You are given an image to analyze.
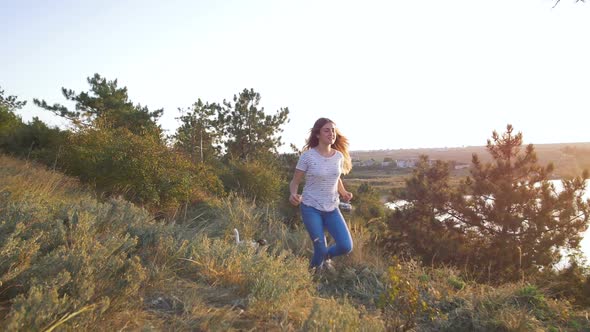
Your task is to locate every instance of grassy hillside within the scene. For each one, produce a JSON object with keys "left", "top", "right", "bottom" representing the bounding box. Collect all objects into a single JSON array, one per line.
[{"left": 1, "top": 154, "right": 589, "bottom": 331}]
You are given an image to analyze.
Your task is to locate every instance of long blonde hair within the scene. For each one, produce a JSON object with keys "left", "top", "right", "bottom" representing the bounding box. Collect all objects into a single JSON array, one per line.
[{"left": 303, "top": 117, "right": 352, "bottom": 174}]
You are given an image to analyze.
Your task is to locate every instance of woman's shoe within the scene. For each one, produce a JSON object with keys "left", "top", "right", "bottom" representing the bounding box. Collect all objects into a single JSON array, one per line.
[{"left": 322, "top": 259, "right": 335, "bottom": 272}]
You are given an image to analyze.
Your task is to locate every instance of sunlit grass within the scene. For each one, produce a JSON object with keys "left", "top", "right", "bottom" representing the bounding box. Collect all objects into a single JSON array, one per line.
[{"left": 1, "top": 154, "right": 588, "bottom": 331}]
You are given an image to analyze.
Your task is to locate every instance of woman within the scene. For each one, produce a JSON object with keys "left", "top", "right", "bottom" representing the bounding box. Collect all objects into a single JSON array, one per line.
[{"left": 289, "top": 117, "right": 354, "bottom": 270}]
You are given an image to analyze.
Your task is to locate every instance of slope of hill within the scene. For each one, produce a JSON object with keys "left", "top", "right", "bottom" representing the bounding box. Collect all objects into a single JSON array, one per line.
[{"left": 1, "top": 154, "right": 588, "bottom": 331}]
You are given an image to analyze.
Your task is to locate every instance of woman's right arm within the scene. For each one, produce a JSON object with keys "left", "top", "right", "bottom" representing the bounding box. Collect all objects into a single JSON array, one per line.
[{"left": 289, "top": 169, "right": 305, "bottom": 206}]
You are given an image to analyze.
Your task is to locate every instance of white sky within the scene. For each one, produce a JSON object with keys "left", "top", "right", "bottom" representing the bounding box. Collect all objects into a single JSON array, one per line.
[{"left": 1, "top": 0, "right": 589, "bottom": 152}]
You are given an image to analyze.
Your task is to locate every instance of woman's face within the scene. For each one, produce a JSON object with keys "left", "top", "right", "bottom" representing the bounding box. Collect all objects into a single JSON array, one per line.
[{"left": 317, "top": 122, "right": 337, "bottom": 145}]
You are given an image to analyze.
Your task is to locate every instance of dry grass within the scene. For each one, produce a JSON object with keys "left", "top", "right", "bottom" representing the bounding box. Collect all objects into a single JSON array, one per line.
[
  {"left": 0, "top": 155, "right": 383, "bottom": 330},
  {"left": 0, "top": 155, "right": 86, "bottom": 202},
  {"left": 1, "top": 154, "right": 588, "bottom": 331}
]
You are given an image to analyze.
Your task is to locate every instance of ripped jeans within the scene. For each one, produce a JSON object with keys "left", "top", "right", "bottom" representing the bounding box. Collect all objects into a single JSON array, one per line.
[{"left": 300, "top": 203, "right": 353, "bottom": 268}]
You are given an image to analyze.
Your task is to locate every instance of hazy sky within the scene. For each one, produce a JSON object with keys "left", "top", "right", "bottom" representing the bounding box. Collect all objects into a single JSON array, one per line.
[{"left": 1, "top": 0, "right": 589, "bottom": 152}]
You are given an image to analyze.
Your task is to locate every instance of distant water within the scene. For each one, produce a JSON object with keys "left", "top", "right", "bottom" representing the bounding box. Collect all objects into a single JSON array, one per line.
[
  {"left": 551, "top": 179, "right": 590, "bottom": 264},
  {"left": 386, "top": 179, "right": 590, "bottom": 264}
]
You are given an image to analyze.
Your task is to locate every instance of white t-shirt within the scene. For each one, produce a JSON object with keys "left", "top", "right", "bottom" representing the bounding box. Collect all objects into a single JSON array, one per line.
[{"left": 296, "top": 148, "right": 344, "bottom": 211}]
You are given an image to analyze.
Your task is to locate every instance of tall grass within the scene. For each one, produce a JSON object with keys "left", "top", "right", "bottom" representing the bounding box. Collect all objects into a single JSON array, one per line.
[
  {"left": 1, "top": 154, "right": 588, "bottom": 331},
  {"left": 0, "top": 156, "right": 383, "bottom": 330}
]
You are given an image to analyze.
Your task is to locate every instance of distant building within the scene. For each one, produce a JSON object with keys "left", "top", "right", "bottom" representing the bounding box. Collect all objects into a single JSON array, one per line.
[
  {"left": 352, "top": 160, "right": 363, "bottom": 167},
  {"left": 364, "top": 159, "right": 376, "bottom": 167},
  {"left": 395, "top": 159, "right": 418, "bottom": 168},
  {"left": 454, "top": 163, "right": 470, "bottom": 170}
]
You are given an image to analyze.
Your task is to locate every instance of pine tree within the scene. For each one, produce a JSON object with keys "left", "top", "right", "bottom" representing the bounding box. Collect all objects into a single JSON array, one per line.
[
  {"left": 33, "top": 74, "right": 163, "bottom": 136},
  {"left": 0, "top": 86, "right": 27, "bottom": 110},
  {"left": 219, "top": 88, "right": 289, "bottom": 161},
  {"left": 388, "top": 125, "right": 590, "bottom": 282},
  {"left": 386, "top": 156, "right": 465, "bottom": 264},
  {"left": 173, "top": 99, "right": 221, "bottom": 164},
  {"left": 449, "top": 125, "right": 590, "bottom": 281}
]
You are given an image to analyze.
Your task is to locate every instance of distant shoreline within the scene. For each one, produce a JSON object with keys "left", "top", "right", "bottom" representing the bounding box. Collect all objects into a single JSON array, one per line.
[
  {"left": 348, "top": 142, "right": 590, "bottom": 180},
  {"left": 350, "top": 141, "right": 590, "bottom": 154}
]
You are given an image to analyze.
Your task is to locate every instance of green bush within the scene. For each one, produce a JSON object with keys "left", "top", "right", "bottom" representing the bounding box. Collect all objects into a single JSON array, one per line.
[
  {"left": 448, "top": 276, "right": 466, "bottom": 291},
  {"left": 0, "top": 197, "right": 148, "bottom": 331},
  {"left": 0, "top": 113, "right": 67, "bottom": 166},
  {"left": 221, "top": 159, "right": 285, "bottom": 204},
  {"left": 0, "top": 106, "right": 23, "bottom": 150},
  {"left": 62, "top": 127, "right": 224, "bottom": 211},
  {"left": 378, "top": 259, "right": 441, "bottom": 330},
  {"left": 534, "top": 258, "right": 590, "bottom": 307},
  {"left": 352, "top": 182, "right": 385, "bottom": 220}
]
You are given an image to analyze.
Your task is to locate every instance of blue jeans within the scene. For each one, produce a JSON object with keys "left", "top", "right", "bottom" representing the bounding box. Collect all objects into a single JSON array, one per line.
[{"left": 300, "top": 203, "right": 353, "bottom": 268}]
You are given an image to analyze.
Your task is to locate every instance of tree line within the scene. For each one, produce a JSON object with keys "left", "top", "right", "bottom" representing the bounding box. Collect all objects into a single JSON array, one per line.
[
  {"left": 0, "top": 74, "right": 292, "bottom": 213},
  {"left": 1, "top": 77, "right": 589, "bottom": 302}
]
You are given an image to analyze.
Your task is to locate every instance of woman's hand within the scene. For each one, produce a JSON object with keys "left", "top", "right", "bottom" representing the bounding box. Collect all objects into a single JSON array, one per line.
[
  {"left": 341, "top": 191, "right": 353, "bottom": 203},
  {"left": 289, "top": 193, "right": 302, "bottom": 206}
]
